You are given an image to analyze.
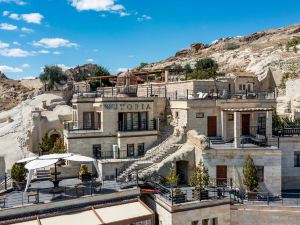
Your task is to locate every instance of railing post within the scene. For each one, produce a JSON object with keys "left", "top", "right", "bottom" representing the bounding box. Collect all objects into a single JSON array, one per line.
[
  {"left": 4, "top": 172, "right": 7, "bottom": 190},
  {"left": 278, "top": 136, "right": 280, "bottom": 149},
  {"left": 171, "top": 187, "right": 174, "bottom": 205},
  {"left": 165, "top": 86, "right": 167, "bottom": 98},
  {"left": 136, "top": 170, "right": 139, "bottom": 187},
  {"left": 111, "top": 86, "right": 114, "bottom": 96},
  {"left": 150, "top": 84, "right": 153, "bottom": 96},
  {"left": 267, "top": 192, "right": 269, "bottom": 205},
  {"left": 186, "top": 89, "right": 188, "bottom": 100},
  {"left": 147, "top": 87, "right": 149, "bottom": 97},
  {"left": 175, "top": 90, "right": 177, "bottom": 100}
]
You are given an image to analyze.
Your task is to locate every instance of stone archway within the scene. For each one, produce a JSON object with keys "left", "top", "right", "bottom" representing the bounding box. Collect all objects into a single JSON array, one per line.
[
  {"left": 47, "top": 129, "right": 62, "bottom": 143},
  {"left": 176, "top": 160, "right": 189, "bottom": 185}
]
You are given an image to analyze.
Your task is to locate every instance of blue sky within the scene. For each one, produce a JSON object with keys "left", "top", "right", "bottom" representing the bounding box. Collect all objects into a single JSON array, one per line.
[{"left": 0, "top": 0, "right": 300, "bottom": 79}]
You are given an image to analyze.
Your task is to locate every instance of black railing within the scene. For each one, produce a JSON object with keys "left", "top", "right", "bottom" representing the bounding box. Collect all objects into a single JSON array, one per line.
[
  {"left": 93, "top": 150, "right": 145, "bottom": 160},
  {"left": 275, "top": 128, "right": 300, "bottom": 136},
  {"left": 64, "top": 121, "right": 102, "bottom": 131},
  {"left": 118, "top": 120, "right": 157, "bottom": 132}
]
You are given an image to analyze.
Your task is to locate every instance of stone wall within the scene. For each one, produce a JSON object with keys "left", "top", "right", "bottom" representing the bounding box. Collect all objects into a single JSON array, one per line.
[
  {"left": 230, "top": 205, "right": 300, "bottom": 225},
  {"left": 279, "top": 137, "right": 300, "bottom": 190},
  {"left": 202, "top": 148, "right": 282, "bottom": 194}
]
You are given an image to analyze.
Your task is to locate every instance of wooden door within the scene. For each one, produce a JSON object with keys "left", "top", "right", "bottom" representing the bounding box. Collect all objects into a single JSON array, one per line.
[
  {"left": 207, "top": 116, "right": 217, "bottom": 137},
  {"left": 216, "top": 165, "right": 227, "bottom": 186},
  {"left": 242, "top": 114, "right": 250, "bottom": 135}
]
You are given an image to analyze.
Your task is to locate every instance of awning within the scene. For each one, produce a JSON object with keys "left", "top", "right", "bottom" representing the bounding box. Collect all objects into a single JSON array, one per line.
[
  {"left": 222, "top": 108, "right": 273, "bottom": 112},
  {"left": 17, "top": 153, "right": 101, "bottom": 192}
]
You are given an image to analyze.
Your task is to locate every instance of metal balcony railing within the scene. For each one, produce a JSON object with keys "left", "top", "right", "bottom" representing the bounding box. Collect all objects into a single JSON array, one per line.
[
  {"left": 118, "top": 120, "right": 157, "bottom": 132},
  {"left": 64, "top": 121, "right": 102, "bottom": 131}
]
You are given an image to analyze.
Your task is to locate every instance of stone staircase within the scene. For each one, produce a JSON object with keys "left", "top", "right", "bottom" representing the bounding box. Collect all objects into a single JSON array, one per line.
[
  {"left": 118, "top": 125, "right": 185, "bottom": 181},
  {"left": 35, "top": 169, "right": 51, "bottom": 181}
]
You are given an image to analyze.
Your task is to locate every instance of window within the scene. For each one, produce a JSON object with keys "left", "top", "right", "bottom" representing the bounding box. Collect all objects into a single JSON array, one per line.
[
  {"left": 228, "top": 114, "right": 234, "bottom": 121},
  {"left": 294, "top": 152, "right": 300, "bottom": 167},
  {"left": 175, "top": 111, "right": 179, "bottom": 118},
  {"left": 83, "top": 112, "right": 94, "bottom": 129},
  {"left": 191, "top": 221, "right": 199, "bottom": 225},
  {"left": 211, "top": 218, "right": 218, "bottom": 225},
  {"left": 137, "top": 143, "right": 145, "bottom": 156},
  {"left": 202, "top": 219, "right": 209, "bottom": 225},
  {"left": 127, "top": 144, "right": 135, "bottom": 157},
  {"left": 243, "top": 84, "right": 246, "bottom": 90},
  {"left": 93, "top": 144, "right": 101, "bottom": 159},
  {"left": 239, "top": 84, "right": 242, "bottom": 90},
  {"left": 119, "top": 112, "right": 148, "bottom": 131},
  {"left": 96, "top": 112, "right": 101, "bottom": 130},
  {"left": 256, "top": 166, "right": 264, "bottom": 182},
  {"left": 257, "top": 114, "right": 266, "bottom": 135}
]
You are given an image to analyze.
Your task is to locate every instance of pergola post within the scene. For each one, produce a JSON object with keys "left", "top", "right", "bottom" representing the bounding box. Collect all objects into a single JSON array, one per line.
[
  {"left": 234, "top": 111, "right": 241, "bottom": 148},
  {"left": 221, "top": 110, "right": 228, "bottom": 142}
]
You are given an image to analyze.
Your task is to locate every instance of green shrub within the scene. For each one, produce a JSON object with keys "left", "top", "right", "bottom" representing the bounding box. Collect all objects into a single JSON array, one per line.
[
  {"left": 223, "top": 42, "right": 240, "bottom": 50},
  {"left": 286, "top": 36, "right": 300, "bottom": 51},
  {"left": 189, "top": 160, "right": 209, "bottom": 191},
  {"left": 11, "top": 163, "right": 28, "bottom": 182},
  {"left": 243, "top": 155, "right": 258, "bottom": 191},
  {"left": 166, "top": 167, "right": 179, "bottom": 187}
]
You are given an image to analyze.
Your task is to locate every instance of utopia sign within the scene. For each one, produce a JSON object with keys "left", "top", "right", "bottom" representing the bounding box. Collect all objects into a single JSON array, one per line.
[{"left": 102, "top": 103, "right": 151, "bottom": 110}]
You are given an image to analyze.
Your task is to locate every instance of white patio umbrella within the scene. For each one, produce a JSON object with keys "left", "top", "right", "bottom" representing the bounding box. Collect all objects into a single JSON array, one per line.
[{"left": 17, "top": 153, "right": 101, "bottom": 192}]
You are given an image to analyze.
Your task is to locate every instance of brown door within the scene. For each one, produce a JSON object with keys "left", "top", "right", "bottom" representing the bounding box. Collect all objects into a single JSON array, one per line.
[
  {"left": 216, "top": 165, "right": 227, "bottom": 186},
  {"left": 242, "top": 114, "right": 250, "bottom": 135},
  {"left": 207, "top": 116, "right": 217, "bottom": 137}
]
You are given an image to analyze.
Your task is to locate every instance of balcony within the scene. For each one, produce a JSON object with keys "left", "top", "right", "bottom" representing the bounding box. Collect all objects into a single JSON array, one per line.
[
  {"left": 63, "top": 122, "right": 103, "bottom": 138},
  {"left": 118, "top": 120, "right": 157, "bottom": 132}
]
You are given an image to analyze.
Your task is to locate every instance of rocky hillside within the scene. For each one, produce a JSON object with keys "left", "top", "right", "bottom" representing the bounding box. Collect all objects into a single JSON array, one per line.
[
  {"left": 64, "top": 63, "right": 99, "bottom": 81},
  {"left": 0, "top": 73, "right": 33, "bottom": 111},
  {"left": 144, "top": 23, "right": 300, "bottom": 85}
]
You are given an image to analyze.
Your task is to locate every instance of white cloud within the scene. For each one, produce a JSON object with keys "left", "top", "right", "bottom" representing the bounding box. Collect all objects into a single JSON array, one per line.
[
  {"left": 0, "top": 48, "right": 31, "bottom": 57},
  {"left": 0, "top": 0, "right": 27, "bottom": 5},
  {"left": 119, "top": 11, "right": 130, "bottom": 17},
  {"left": 71, "top": 0, "right": 125, "bottom": 12},
  {"left": 117, "top": 67, "right": 129, "bottom": 72},
  {"left": 2, "top": 11, "right": 9, "bottom": 16},
  {"left": 32, "top": 38, "right": 79, "bottom": 48},
  {"left": 0, "top": 41, "right": 10, "bottom": 48},
  {"left": 0, "top": 65, "right": 22, "bottom": 73},
  {"left": 7, "top": 12, "right": 44, "bottom": 24},
  {"left": 21, "top": 27, "right": 34, "bottom": 33},
  {"left": 137, "top": 14, "right": 152, "bottom": 22},
  {"left": 13, "top": 41, "right": 20, "bottom": 45},
  {"left": 0, "top": 23, "right": 17, "bottom": 30},
  {"left": 21, "top": 63, "right": 30, "bottom": 68},
  {"left": 21, "top": 13, "right": 43, "bottom": 24},
  {"left": 37, "top": 50, "right": 49, "bottom": 54},
  {"left": 87, "top": 58, "right": 94, "bottom": 62},
  {"left": 9, "top": 13, "right": 19, "bottom": 20},
  {"left": 53, "top": 51, "right": 62, "bottom": 55},
  {"left": 56, "top": 64, "right": 72, "bottom": 71}
]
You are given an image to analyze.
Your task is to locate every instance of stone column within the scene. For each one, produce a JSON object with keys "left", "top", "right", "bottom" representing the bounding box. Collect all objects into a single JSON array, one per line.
[
  {"left": 221, "top": 110, "right": 227, "bottom": 141},
  {"left": 266, "top": 110, "right": 273, "bottom": 138},
  {"left": 164, "top": 70, "right": 169, "bottom": 83},
  {"left": 234, "top": 111, "right": 241, "bottom": 148}
]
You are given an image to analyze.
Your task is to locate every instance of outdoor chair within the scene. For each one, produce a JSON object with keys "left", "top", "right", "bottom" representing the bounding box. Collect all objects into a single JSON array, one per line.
[{"left": 251, "top": 134, "right": 267, "bottom": 146}]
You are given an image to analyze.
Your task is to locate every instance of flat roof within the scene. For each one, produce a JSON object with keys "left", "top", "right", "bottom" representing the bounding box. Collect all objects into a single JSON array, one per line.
[
  {"left": 10, "top": 200, "right": 153, "bottom": 225},
  {"left": 40, "top": 210, "right": 100, "bottom": 225},
  {"left": 95, "top": 201, "right": 153, "bottom": 224}
]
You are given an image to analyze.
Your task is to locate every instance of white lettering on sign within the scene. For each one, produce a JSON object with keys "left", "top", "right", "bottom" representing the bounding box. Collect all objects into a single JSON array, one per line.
[{"left": 102, "top": 103, "right": 152, "bottom": 110}]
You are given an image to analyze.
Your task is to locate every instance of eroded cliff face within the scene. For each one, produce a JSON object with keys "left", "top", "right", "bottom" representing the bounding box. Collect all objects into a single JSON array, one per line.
[{"left": 144, "top": 23, "right": 300, "bottom": 86}]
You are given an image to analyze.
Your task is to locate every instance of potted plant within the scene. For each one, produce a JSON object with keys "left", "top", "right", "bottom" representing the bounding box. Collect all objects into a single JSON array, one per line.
[
  {"left": 172, "top": 187, "right": 186, "bottom": 204},
  {"left": 11, "top": 163, "right": 28, "bottom": 191},
  {"left": 79, "top": 165, "right": 91, "bottom": 181},
  {"left": 190, "top": 160, "right": 210, "bottom": 200},
  {"left": 243, "top": 155, "right": 259, "bottom": 200}
]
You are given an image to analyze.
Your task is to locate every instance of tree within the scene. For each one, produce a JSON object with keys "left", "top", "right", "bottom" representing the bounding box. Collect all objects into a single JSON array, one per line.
[
  {"left": 89, "top": 65, "right": 111, "bottom": 90},
  {"left": 184, "top": 63, "right": 193, "bottom": 74},
  {"left": 188, "top": 58, "right": 224, "bottom": 80},
  {"left": 243, "top": 155, "right": 259, "bottom": 191},
  {"left": 166, "top": 167, "right": 179, "bottom": 187},
  {"left": 136, "top": 62, "right": 148, "bottom": 71},
  {"left": 190, "top": 160, "right": 210, "bottom": 191},
  {"left": 11, "top": 163, "right": 27, "bottom": 182},
  {"left": 50, "top": 138, "right": 65, "bottom": 153},
  {"left": 39, "top": 65, "right": 67, "bottom": 91},
  {"left": 173, "top": 64, "right": 184, "bottom": 75},
  {"left": 39, "top": 134, "right": 54, "bottom": 153}
]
